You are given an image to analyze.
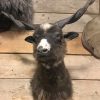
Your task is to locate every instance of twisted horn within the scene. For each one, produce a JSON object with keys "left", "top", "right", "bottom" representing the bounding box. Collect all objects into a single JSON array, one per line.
[
  {"left": 1, "top": 11, "right": 39, "bottom": 30},
  {"left": 55, "top": 0, "right": 95, "bottom": 28}
]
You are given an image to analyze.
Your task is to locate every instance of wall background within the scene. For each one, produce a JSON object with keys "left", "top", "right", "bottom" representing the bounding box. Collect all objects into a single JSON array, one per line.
[{"left": 0, "top": 0, "right": 100, "bottom": 100}]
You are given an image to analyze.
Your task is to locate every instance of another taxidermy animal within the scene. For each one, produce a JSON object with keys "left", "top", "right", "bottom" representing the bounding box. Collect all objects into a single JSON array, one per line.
[
  {"left": 0, "top": 0, "right": 33, "bottom": 32},
  {"left": 82, "top": 15, "right": 100, "bottom": 59}
]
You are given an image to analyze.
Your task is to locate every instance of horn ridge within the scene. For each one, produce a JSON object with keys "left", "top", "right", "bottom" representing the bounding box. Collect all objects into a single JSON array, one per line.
[
  {"left": 55, "top": 0, "right": 95, "bottom": 28},
  {"left": 1, "top": 11, "right": 39, "bottom": 30}
]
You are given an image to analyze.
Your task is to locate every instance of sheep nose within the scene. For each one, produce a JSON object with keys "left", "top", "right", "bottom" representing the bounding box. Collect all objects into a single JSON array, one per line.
[{"left": 37, "top": 46, "right": 49, "bottom": 54}]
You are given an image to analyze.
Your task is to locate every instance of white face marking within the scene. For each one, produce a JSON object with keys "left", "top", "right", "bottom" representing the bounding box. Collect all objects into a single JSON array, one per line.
[
  {"left": 37, "top": 39, "right": 51, "bottom": 51},
  {"left": 40, "top": 23, "right": 52, "bottom": 31}
]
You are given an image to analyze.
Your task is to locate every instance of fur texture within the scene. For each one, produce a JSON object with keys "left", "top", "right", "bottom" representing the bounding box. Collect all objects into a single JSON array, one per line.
[
  {"left": 31, "top": 61, "right": 73, "bottom": 100},
  {"left": 25, "top": 24, "right": 76, "bottom": 100},
  {"left": 0, "top": 0, "right": 33, "bottom": 31}
]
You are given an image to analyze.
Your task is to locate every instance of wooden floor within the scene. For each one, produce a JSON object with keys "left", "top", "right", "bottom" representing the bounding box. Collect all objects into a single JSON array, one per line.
[{"left": 0, "top": 0, "right": 100, "bottom": 100}]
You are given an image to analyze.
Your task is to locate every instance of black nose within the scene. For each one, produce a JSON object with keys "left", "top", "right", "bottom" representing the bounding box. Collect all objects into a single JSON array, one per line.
[{"left": 37, "top": 46, "right": 49, "bottom": 54}]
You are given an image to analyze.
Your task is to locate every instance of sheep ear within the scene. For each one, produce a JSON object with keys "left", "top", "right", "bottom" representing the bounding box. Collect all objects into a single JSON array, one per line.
[
  {"left": 25, "top": 36, "right": 35, "bottom": 43},
  {"left": 55, "top": 0, "right": 95, "bottom": 28},
  {"left": 1, "top": 11, "right": 39, "bottom": 30},
  {"left": 63, "top": 32, "right": 79, "bottom": 40}
]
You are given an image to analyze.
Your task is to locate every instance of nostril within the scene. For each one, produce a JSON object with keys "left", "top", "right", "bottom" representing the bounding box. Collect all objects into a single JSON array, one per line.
[
  {"left": 42, "top": 48, "right": 48, "bottom": 53},
  {"left": 37, "top": 46, "right": 43, "bottom": 52},
  {"left": 37, "top": 46, "right": 48, "bottom": 53}
]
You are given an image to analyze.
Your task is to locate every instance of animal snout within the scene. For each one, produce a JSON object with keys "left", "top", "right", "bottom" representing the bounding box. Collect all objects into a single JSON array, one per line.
[
  {"left": 37, "top": 46, "right": 49, "bottom": 54},
  {"left": 37, "top": 39, "right": 51, "bottom": 54}
]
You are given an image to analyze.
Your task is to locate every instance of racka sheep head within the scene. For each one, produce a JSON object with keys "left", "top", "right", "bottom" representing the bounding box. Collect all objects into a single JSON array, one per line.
[{"left": 24, "top": 0, "right": 95, "bottom": 62}]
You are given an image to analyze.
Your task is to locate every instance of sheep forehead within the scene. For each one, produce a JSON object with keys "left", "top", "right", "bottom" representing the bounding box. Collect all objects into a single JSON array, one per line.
[{"left": 40, "top": 23, "right": 53, "bottom": 31}]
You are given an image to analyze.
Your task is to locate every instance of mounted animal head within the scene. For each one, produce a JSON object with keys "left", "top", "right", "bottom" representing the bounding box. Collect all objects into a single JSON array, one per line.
[
  {"left": 24, "top": 0, "right": 95, "bottom": 63},
  {"left": 25, "top": 23, "right": 78, "bottom": 63}
]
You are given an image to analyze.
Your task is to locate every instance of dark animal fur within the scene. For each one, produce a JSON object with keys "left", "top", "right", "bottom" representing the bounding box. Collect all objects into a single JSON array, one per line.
[
  {"left": 25, "top": 25, "right": 74, "bottom": 100},
  {"left": 31, "top": 61, "right": 73, "bottom": 100},
  {"left": 0, "top": 0, "right": 33, "bottom": 31}
]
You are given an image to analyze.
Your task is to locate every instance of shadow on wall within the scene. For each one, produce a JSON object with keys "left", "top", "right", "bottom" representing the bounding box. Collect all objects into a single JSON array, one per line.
[
  {"left": 14, "top": 53, "right": 36, "bottom": 66},
  {"left": 68, "top": 65, "right": 88, "bottom": 79}
]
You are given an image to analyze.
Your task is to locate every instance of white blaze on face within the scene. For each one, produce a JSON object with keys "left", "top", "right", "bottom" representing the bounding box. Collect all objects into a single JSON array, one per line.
[
  {"left": 37, "top": 39, "right": 51, "bottom": 51},
  {"left": 40, "top": 23, "right": 52, "bottom": 31}
]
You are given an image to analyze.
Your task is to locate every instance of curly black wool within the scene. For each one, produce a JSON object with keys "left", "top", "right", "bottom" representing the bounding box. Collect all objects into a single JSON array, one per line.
[{"left": 0, "top": 0, "right": 33, "bottom": 31}]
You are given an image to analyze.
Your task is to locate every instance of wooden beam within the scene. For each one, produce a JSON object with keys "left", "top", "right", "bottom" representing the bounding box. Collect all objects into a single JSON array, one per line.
[
  {"left": 33, "top": 13, "right": 96, "bottom": 32},
  {"left": 67, "top": 34, "right": 89, "bottom": 54},
  {"left": 0, "top": 79, "right": 100, "bottom": 100},
  {"left": 33, "top": 0, "right": 99, "bottom": 14},
  {"left": 0, "top": 31, "right": 33, "bottom": 53},
  {"left": 0, "top": 54, "right": 100, "bottom": 79}
]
